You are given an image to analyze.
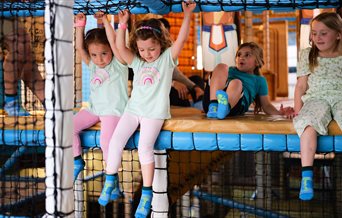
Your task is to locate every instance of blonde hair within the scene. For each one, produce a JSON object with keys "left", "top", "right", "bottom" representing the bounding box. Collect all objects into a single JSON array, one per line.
[
  {"left": 128, "top": 18, "right": 172, "bottom": 59},
  {"left": 309, "top": 12, "right": 342, "bottom": 72}
]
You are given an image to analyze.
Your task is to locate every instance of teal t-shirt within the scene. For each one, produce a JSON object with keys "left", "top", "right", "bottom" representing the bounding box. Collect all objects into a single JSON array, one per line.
[
  {"left": 126, "top": 48, "right": 177, "bottom": 119},
  {"left": 228, "top": 67, "right": 268, "bottom": 112},
  {"left": 87, "top": 57, "right": 129, "bottom": 116}
]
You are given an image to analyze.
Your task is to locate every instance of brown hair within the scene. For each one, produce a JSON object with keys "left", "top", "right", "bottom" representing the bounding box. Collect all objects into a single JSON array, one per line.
[
  {"left": 309, "top": 12, "right": 342, "bottom": 72},
  {"left": 236, "top": 42, "right": 265, "bottom": 114},
  {"left": 128, "top": 18, "right": 172, "bottom": 59},
  {"left": 84, "top": 28, "right": 111, "bottom": 54}
]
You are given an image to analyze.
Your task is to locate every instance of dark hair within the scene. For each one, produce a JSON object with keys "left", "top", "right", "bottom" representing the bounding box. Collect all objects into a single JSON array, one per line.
[
  {"left": 84, "top": 28, "right": 111, "bottom": 54},
  {"left": 128, "top": 18, "right": 172, "bottom": 59},
  {"left": 158, "top": 18, "right": 171, "bottom": 31}
]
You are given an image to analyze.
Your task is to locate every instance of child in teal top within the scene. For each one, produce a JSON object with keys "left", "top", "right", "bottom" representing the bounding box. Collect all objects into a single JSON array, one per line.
[{"left": 203, "top": 42, "right": 293, "bottom": 119}]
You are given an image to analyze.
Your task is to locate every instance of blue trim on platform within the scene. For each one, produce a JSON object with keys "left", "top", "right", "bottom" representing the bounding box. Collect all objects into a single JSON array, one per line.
[{"left": 1, "top": 129, "right": 342, "bottom": 153}]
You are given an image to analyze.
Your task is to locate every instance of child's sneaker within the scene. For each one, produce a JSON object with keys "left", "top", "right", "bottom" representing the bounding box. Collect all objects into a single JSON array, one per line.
[
  {"left": 216, "top": 90, "right": 230, "bottom": 119},
  {"left": 4, "top": 99, "right": 30, "bottom": 116},
  {"left": 207, "top": 102, "right": 218, "bottom": 118},
  {"left": 74, "top": 158, "right": 85, "bottom": 181}
]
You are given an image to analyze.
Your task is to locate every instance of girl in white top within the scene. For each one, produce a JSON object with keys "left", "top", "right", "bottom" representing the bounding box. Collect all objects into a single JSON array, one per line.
[
  {"left": 97, "top": 2, "right": 196, "bottom": 217},
  {"left": 73, "top": 13, "right": 128, "bottom": 182},
  {"left": 293, "top": 12, "right": 342, "bottom": 201}
]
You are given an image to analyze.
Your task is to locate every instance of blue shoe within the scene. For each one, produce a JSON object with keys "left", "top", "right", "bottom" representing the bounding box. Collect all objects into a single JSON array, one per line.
[
  {"left": 135, "top": 189, "right": 152, "bottom": 218},
  {"left": 299, "top": 177, "right": 314, "bottom": 201},
  {"left": 74, "top": 158, "right": 85, "bottom": 181},
  {"left": 216, "top": 90, "right": 230, "bottom": 119},
  {"left": 207, "top": 103, "right": 218, "bottom": 118},
  {"left": 4, "top": 99, "right": 30, "bottom": 116}
]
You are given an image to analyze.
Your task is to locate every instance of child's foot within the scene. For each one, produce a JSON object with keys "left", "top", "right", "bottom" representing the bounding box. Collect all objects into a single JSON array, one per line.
[
  {"left": 98, "top": 174, "right": 117, "bottom": 206},
  {"left": 110, "top": 177, "right": 122, "bottom": 201},
  {"left": 216, "top": 90, "right": 230, "bottom": 119},
  {"left": 4, "top": 99, "right": 30, "bottom": 116},
  {"left": 135, "top": 188, "right": 152, "bottom": 218},
  {"left": 207, "top": 102, "right": 218, "bottom": 118},
  {"left": 299, "top": 176, "right": 314, "bottom": 201},
  {"left": 74, "top": 158, "right": 85, "bottom": 181}
]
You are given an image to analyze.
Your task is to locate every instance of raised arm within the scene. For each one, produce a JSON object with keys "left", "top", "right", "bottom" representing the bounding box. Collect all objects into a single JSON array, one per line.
[
  {"left": 116, "top": 10, "right": 134, "bottom": 65},
  {"left": 74, "top": 13, "right": 90, "bottom": 65},
  {"left": 171, "top": 1, "right": 196, "bottom": 60},
  {"left": 94, "top": 12, "right": 126, "bottom": 64}
]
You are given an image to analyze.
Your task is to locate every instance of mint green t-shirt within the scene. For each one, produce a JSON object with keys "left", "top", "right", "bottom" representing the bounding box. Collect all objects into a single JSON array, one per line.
[
  {"left": 126, "top": 48, "right": 177, "bottom": 119},
  {"left": 87, "top": 58, "right": 129, "bottom": 116},
  {"left": 228, "top": 67, "right": 268, "bottom": 112}
]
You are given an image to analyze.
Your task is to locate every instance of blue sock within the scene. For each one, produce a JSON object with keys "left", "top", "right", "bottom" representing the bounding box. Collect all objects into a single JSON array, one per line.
[
  {"left": 135, "top": 187, "right": 153, "bottom": 218},
  {"left": 207, "top": 102, "right": 218, "bottom": 118},
  {"left": 299, "top": 169, "right": 314, "bottom": 201},
  {"left": 110, "top": 175, "right": 122, "bottom": 201},
  {"left": 216, "top": 90, "right": 230, "bottom": 119},
  {"left": 74, "top": 157, "right": 85, "bottom": 181},
  {"left": 4, "top": 95, "right": 30, "bottom": 116},
  {"left": 98, "top": 174, "right": 116, "bottom": 206}
]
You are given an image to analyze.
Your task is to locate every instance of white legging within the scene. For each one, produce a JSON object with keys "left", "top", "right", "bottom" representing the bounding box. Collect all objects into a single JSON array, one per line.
[{"left": 106, "top": 112, "right": 164, "bottom": 174}]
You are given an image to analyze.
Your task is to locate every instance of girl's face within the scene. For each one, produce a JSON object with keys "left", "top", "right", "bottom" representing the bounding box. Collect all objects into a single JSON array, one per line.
[
  {"left": 88, "top": 43, "right": 112, "bottom": 68},
  {"left": 311, "top": 20, "right": 341, "bottom": 55},
  {"left": 136, "top": 38, "right": 162, "bottom": 63},
  {"left": 235, "top": 47, "right": 258, "bottom": 74}
]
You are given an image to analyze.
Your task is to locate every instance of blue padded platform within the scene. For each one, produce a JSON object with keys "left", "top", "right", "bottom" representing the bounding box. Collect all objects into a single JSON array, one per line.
[{"left": 1, "top": 129, "right": 342, "bottom": 153}]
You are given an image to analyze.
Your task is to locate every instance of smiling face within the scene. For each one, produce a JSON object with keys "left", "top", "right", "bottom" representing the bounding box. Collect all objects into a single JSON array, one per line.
[
  {"left": 136, "top": 38, "right": 162, "bottom": 63},
  {"left": 235, "top": 47, "right": 258, "bottom": 74},
  {"left": 88, "top": 43, "right": 113, "bottom": 68},
  {"left": 311, "top": 20, "right": 341, "bottom": 56}
]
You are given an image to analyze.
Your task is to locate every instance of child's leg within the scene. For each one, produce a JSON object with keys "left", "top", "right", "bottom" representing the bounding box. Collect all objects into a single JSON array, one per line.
[
  {"left": 299, "top": 126, "right": 317, "bottom": 201},
  {"left": 135, "top": 118, "right": 164, "bottom": 218},
  {"left": 99, "top": 116, "right": 120, "bottom": 163},
  {"left": 99, "top": 113, "right": 139, "bottom": 206},
  {"left": 73, "top": 110, "right": 99, "bottom": 181}
]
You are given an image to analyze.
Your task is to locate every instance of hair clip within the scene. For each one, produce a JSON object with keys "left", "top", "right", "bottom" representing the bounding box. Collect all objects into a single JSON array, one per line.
[{"left": 136, "top": 26, "right": 161, "bottom": 34}]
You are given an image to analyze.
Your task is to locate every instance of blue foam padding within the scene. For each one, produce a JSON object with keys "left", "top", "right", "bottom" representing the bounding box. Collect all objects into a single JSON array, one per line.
[
  {"left": 193, "top": 133, "right": 218, "bottom": 151},
  {"left": 217, "top": 133, "right": 240, "bottom": 151},
  {"left": 241, "top": 134, "right": 262, "bottom": 151},
  {"left": 172, "top": 132, "right": 194, "bottom": 150},
  {"left": 264, "top": 134, "right": 286, "bottom": 151},
  {"left": 318, "top": 136, "right": 334, "bottom": 152},
  {"left": 287, "top": 135, "right": 300, "bottom": 152},
  {"left": 334, "top": 136, "right": 342, "bottom": 152}
]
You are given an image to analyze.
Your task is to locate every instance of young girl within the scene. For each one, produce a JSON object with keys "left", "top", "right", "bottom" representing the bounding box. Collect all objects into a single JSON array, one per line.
[
  {"left": 73, "top": 13, "right": 128, "bottom": 182},
  {"left": 97, "top": 1, "right": 196, "bottom": 217},
  {"left": 293, "top": 12, "right": 342, "bottom": 201},
  {"left": 203, "top": 42, "right": 293, "bottom": 119}
]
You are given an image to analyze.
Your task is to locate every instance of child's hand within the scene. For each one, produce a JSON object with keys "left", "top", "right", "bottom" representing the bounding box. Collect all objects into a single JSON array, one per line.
[
  {"left": 118, "top": 9, "right": 130, "bottom": 24},
  {"left": 94, "top": 11, "right": 105, "bottom": 20},
  {"left": 74, "top": 13, "right": 86, "bottom": 27},
  {"left": 279, "top": 104, "right": 295, "bottom": 119},
  {"left": 182, "top": 0, "right": 196, "bottom": 15}
]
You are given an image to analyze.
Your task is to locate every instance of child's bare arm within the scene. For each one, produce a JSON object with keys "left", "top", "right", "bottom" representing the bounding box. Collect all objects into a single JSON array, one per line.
[
  {"left": 96, "top": 12, "right": 126, "bottom": 64},
  {"left": 171, "top": 1, "right": 196, "bottom": 60},
  {"left": 74, "top": 13, "right": 90, "bottom": 65},
  {"left": 116, "top": 10, "right": 134, "bottom": 65}
]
